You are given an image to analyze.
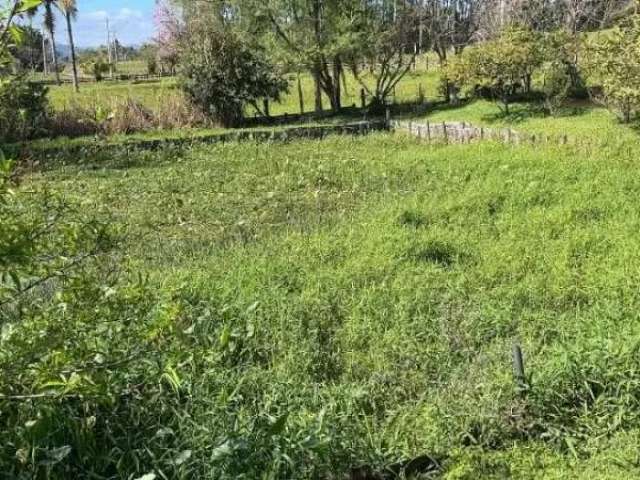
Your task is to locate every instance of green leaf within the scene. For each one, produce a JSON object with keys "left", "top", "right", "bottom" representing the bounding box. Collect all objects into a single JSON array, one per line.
[
  {"left": 133, "top": 474, "right": 156, "bottom": 480},
  {"left": 173, "top": 449, "right": 192, "bottom": 466},
  {"left": 219, "top": 324, "right": 231, "bottom": 348},
  {"left": 39, "top": 446, "right": 71, "bottom": 466},
  {"left": 210, "top": 440, "right": 233, "bottom": 461},
  {"left": 17, "top": 0, "right": 44, "bottom": 13},
  {"left": 8, "top": 25, "right": 24, "bottom": 45},
  {"left": 268, "top": 413, "right": 288, "bottom": 436},
  {"left": 8, "top": 271, "right": 20, "bottom": 290}
]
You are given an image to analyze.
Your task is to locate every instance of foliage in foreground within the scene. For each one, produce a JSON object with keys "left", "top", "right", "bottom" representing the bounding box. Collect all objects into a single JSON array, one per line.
[{"left": 0, "top": 75, "right": 48, "bottom": 142}]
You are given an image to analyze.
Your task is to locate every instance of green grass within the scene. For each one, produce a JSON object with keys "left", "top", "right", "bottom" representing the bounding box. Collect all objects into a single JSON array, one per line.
[
  {"left": 21, "top": 132, "right": 640, "bottom": 478},
  {"left": 46, "top": 67, "right": 442, "bottom": 115},
  {"left": 420, "top": 99, "right": 640, "bottom": 145},
  {"left": 48, "top": 77, "right": 180, "bottom": 110}
]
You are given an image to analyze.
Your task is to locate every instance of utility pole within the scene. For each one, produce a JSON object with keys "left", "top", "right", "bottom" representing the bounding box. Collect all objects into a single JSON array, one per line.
[
  {"left": 112, "top": 32, "right": 119, "bottom": 68},
  {"left": 106, "top": 18, "right": 114, "bottom": 78}
]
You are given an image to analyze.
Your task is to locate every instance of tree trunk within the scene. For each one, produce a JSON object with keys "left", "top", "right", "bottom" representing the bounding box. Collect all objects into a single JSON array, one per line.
[
  {"left": 49, "top": 30, "right": 61, "bottom": 85},
  {"left": 313, "top": 62, "right": 323, "bottom": 114},
  {"left": 331, "top": 56, "right": 342, "bottom": 112},
  {"left": 65, "top": 13, "right": 79, "bottom": 92}
]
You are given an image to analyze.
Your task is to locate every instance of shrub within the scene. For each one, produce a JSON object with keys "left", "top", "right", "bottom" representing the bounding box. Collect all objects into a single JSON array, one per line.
[
  {"left": 180, "top": 28, "right": 287, "bottom": 127},
  {"left": 0, "top": 154, "right": 192, "bottom": 478},
  {"left": 81, "top": 59, "right": 110, "bottom": 81},
  {"left": 0, "top": 76, "right": 48, "bottom": 142},
  {"left": 445, "top": 26, "right": 543, "bottom": 114},
  {"left": 540, "top": 61, "right": 572, "bottom": 115},
  {"left": 585, "top": 15, "right": 640, "bottom": 123}
]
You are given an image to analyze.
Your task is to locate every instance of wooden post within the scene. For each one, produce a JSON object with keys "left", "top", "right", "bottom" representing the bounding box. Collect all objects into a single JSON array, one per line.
[
  {"left": 297, "top": 73, "right": 305, "bottom": 115},
  {"left": 418, "top": 83, "right": 425, "bottom": 104},
  {"left": 512, "top": 344, "right": 526, "bottom": 391},
  {"left": 263, "top": 98, "right": 270, "bottom": 117},
  {"left": 442, "top": 122, "right": 448, "bottom": 144},
  {"left": 360, "top": 88, "right": 366, "bottom": 110},
  {"left": 426, "top": 121, "right": 431, "bottom": 142},
  {"left": 480, "top": 127, "right": 484, "bottom": 140},
  {"left": 385, "top": 107, "right": 391, "bottom": 129}
]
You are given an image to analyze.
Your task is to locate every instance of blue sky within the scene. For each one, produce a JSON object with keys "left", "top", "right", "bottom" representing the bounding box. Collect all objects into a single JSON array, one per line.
[{"left": 36, "top": 0, "right": 157, "bottom": 48}]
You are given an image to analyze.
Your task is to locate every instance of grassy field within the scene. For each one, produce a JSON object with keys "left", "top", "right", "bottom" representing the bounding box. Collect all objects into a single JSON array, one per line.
[
  {"left": 48, "top": 77, "right": 180, "bottom": 110},
  {"left": 419, "top": 99, "right": 640, "bottom": 144},
  {"left": 20, "top": 131, "right": 640, "bottom": 478},
  {"left": 47, "top": 67, "right": 442, "bottom": 116}
]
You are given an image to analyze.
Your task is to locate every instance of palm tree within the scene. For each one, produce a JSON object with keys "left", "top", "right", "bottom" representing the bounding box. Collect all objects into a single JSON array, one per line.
[
  {"left": 57, "top": 0, "right": 79, "bottom": 92},
  {"left": 42, "top": 0, "right": 61, "bottom": 84}
]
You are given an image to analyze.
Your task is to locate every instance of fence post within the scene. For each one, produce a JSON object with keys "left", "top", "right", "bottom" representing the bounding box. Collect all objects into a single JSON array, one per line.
[
  {"left": 442, "top": 122, "right": 448, "bottom": 144},
  {"left": 263, "top": 98, "right": 270, "bottom": 117},
  {"left": 512, "top": 344, "right": 527, "bottom": 392},
  {"left": 480, "top": 127, "right": 484, "bottom": 140},
  {"left": 360, "top": 88, "right": 366, "bottom": 110},
  {"left": 385, "top": 107, "right": 391, "bottom": 129}
]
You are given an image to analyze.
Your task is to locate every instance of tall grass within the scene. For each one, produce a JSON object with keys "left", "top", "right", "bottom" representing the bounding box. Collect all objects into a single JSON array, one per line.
[{"left": 12, "top": 133, "right": 640, "bottom": 478}]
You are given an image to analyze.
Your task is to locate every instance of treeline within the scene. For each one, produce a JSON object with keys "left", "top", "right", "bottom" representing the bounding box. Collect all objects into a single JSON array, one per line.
[{"left": 163, "top": 0, "right": 638, "bottom": 125}]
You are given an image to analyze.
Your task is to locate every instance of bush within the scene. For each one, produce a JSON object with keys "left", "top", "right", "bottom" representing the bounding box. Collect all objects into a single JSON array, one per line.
[
  {"left": 585, "top": 15, "right": 640, "bottom": 123},
  {"left": 444, "top": 26, "right": 543, "bottom": 114},
  {"left": 81, "top": 59, "right": 111, "bottom": 82},
  {"left": 0, "top": 76, "right": 48, "bottom": 142},
  {"left": 541, "top": 61, "right": 572, "bottom": 115},
  {"left": 0, "top": 155, "right": 192, "bottom": 478},
  {"left": 180, "top": 28, "right": 287, "bottom": 127}
]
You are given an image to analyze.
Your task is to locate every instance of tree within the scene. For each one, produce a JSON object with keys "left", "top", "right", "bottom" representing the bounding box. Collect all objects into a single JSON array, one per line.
[
  {"left": 9, "top": 25, "right": 44, "bottom": 71},
  {"left": 238, "top": 0, "right": 363, "bottom": 113},
  {"left": 180, "top": 26, "right": 287, "bottom": 127},
  {"left": 348, "top": 5, "right": 419, "bottom": 110},
  {"left": 42, "top": 0, "right": 60, "bottom": 83},
  {"left": 154, "top": 0, "right": 183, "bottom": 75},
  {"left": 81, "top": 57, "right": 109, "bottom": 81},
  {"left": 1, "top": 1, "right": 44, "bottom": 65},
  {"left": 56, "top": 0, "right": 78, "bottom": 91},
  {"left": 445, "top": 25, "right": 543, "bottom": 114},
  {"left": 420, "top": 0, "right": 480, "bottom": 61},
  {"left": 585, "top": 14, "right": 640, "bottom": 123}
]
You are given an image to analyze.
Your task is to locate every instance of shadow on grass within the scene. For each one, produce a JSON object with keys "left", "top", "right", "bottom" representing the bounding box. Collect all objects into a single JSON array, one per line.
[{"left": 410, "top": 97, "right": 603, "bottom": 126}]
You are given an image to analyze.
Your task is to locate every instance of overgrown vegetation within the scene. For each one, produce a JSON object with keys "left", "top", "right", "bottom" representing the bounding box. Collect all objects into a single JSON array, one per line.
[
  {"left": 4, "top": 134, "right": 640, "bottom": 478},
  {"left": 8, "top": 0, "right": 640, "bottom": 477},
  {"left": 180, "top": 26, "right": 287, "bottom": 127}
]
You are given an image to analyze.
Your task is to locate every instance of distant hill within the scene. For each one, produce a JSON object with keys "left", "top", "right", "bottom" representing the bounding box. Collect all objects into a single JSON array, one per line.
[{"left": 56, "top": 43, "right": 72, "bottom": 61}]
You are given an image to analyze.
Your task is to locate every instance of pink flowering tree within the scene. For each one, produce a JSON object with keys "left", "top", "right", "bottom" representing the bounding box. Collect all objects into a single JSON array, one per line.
[{"left": 153, "top": 0, "right": 183, "bottom": 74}]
